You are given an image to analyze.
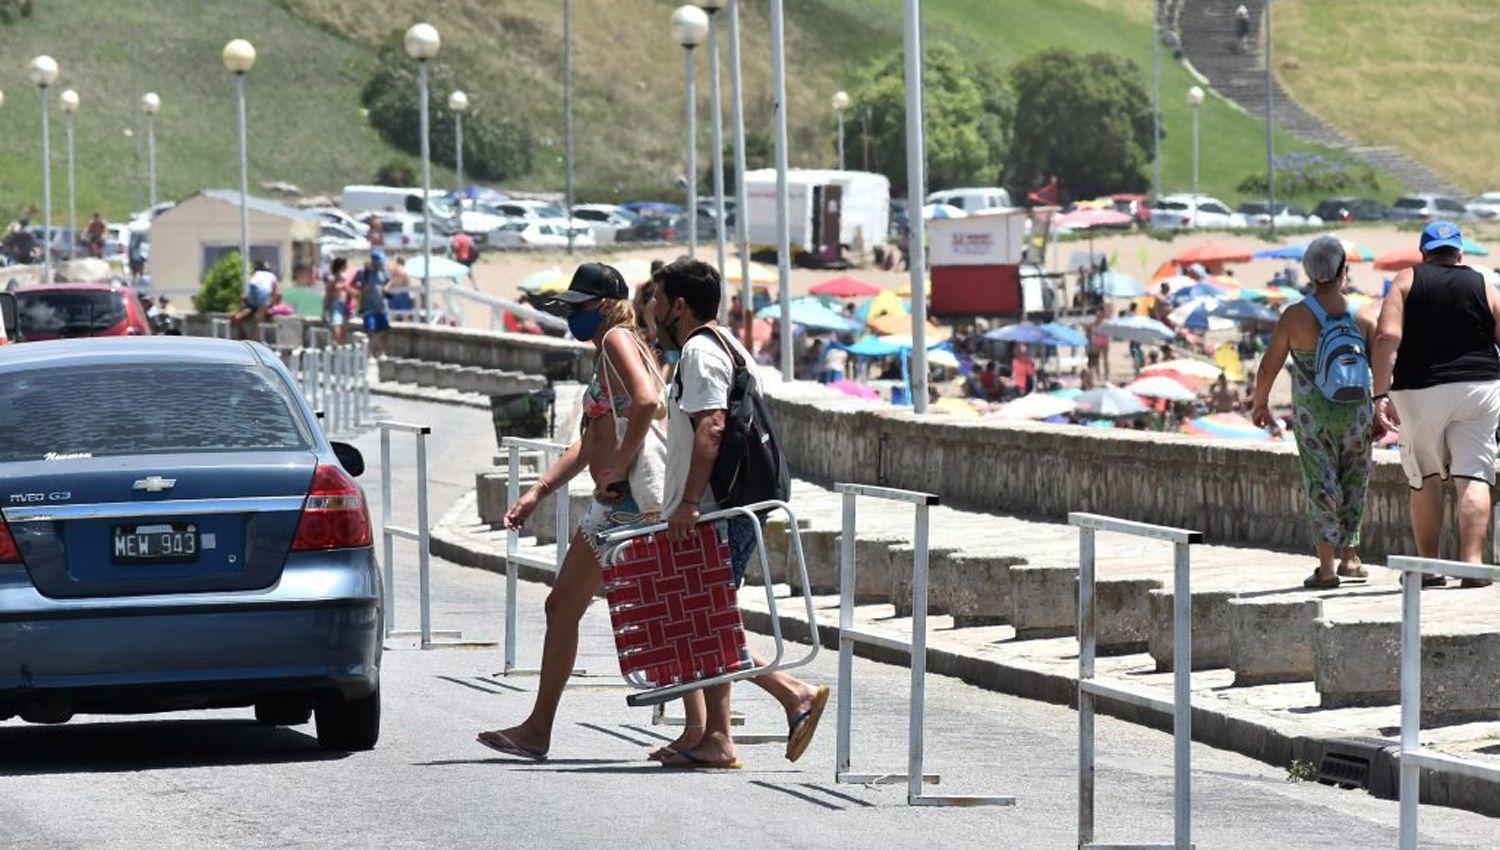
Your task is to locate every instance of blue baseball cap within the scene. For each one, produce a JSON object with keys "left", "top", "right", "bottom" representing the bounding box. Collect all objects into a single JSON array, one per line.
[
  {"left": 1420, "top": 221, "right": 1463, "bottom": 254},
  {"left": 369, "top": 249, "right": 386, "bottom": 264}
]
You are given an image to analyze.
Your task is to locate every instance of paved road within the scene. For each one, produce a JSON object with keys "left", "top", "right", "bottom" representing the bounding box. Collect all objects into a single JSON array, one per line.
[{"left": 2, "top": 395, "right": 1495, "bottom": 849}]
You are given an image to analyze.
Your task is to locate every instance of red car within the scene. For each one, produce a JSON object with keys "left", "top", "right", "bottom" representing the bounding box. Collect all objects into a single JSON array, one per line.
[{"left": 8, "top": 283, "right": 151, "bottom": 342}]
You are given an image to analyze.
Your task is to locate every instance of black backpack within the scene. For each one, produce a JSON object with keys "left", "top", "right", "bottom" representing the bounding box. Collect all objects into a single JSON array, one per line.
[{"left": 674, "top": 327, "right": 791, "bottom": 510}]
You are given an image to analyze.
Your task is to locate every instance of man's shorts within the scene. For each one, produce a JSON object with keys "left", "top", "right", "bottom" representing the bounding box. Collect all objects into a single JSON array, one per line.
[
  {"left": 1390, "top": 380, "right": 1500, "bottom": 489},
  {"left": 363, "top": 312, "right": 391, "bottom": 333}
]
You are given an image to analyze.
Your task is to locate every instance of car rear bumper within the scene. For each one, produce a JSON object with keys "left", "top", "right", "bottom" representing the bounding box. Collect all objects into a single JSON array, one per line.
[{"left": 0, "top": 551, "right": 381, "bottom": 716}]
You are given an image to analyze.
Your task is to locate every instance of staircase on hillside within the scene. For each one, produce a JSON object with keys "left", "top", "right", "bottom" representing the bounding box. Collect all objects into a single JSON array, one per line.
[{"left": 1174, "top": 0, "right": 1460, "bottom": 196}]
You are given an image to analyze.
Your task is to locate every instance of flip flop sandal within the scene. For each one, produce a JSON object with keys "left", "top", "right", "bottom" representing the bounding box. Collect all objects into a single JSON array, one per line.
[
  {"left": 476, "top": 730, "right": 548, "bottom": 762},
  {"left": 659, "top": 748, "right": 743, "bottom": 770},
  {"left": 784, "top": 685, "right": 831, "bottom": 764},
  {"left": 1421, "top": 573, "right": 1447, "bottom": 588},
  {"left": 1337, "top": 564, "right": 1368, "bottom": 581},
  {"left": 1302, "top": 572, "right": 1340, "bottom": 590}
]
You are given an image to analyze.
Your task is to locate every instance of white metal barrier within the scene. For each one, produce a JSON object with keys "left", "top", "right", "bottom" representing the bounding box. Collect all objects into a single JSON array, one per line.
[
  {"left": 439, "top": 284, "right": 568, "bottom": 334},
  {"left": 378, "top": 421, "right": 470, "bottom": 649},
  {"left": 289, "top": 330, "right": 371, "bottom": 437},
  {"left": 593, "top": 501, "right": 821, "bottom": 708},
  {"left": 835, "top": 483, "right": 1015, "bottom": 808},
  {"left": 1070, "top": 512, "right": 1202, "bottom": 850},
  {"left": 500, "top": 436, "right": 573, "bottom": 675},
  {"left": 1383, "top": 555, "right": 1500, "bottom": 850},
  {"left": 211, "top": 317, "right": 231, "bottom": 338}
]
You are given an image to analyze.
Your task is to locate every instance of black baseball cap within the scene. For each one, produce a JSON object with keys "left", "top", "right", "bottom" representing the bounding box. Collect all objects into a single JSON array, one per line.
[{"left": 546, "top": 262, "right": 628, "bottom": 309}]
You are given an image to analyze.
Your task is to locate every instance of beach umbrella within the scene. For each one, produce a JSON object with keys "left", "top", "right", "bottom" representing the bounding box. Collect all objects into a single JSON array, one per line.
[
  {"left": 1051, "top": 387, "right": 1084, "bottom": 400},
  {"left": 922, "top": 203, "right": 967, "bottom": 219},
  {"left": 1091, "top": 270, "right": 1146, "bottom": 298},
  {"left": 1180, "top": 412, "right": 1271, "bottom": 441},
  {"left": 755, "top": 297, "right": 861, "bottom": 332},
  {"left": 1374, "top": 238, "right": 1491, "bottom": 272},
  {"left": 1173, "top": 240, "right": 1255, "bottom": 266},
  {"left": 1137, "top": 369, "right": 1202, "bottom": 391},
  {"left": 1171, "top": 281, "right": 1226, "bottom": 305},
  {"left": 996, "top": 392, "right": 1077, "bottom": 420},
  {"left": 984, "top": 323, "right": 1049, "bottom": 344},
  {"left": 830, "top": 379, "right": 880, "bottom": 399},
  {"left": 1210, "top": 299, "right": 1279, "bottom": 324},
  {"left": 810, "top": 276, "right": 882, "bottom": 298},
  {"left": 1055, "top": 207, "right": 1133, "bottom": 231},
  {"left": 1125, "top": 375, "right": 1197, "bottom": 402},
  {"left": 867, "top": 313, "right": 952, "bottom": 341},
  {"left": 1038, "top": 322, "right": 1089, "bottom": 347},
  {"left": 517, "top": 265, "right": 565, "bottom": 293},
  {"left": 402, "top": 254, "right": 471, "bottom": 280},
  {"left": 1074, "top": 386, "right": 1151, "bottom": 418},
  {"left": 1169, "top": 297, "right": 1234, "bottom": 332},
  {"left": 926, "top": 348, "right": 962, "bottom": 370},
  {"left": 723, "top": 261, "right": 781, "bottom": 286},
  {"left": 1145, "top": 358, "right": 1223, "bottom": 380},
  {"left": 1100, "top": 315, "right": 1175, "bottom": 344},
  {"left": 857, "top": 289, "right": 909, "bottom": 323},
  {"left": 845, "top": 335, "right": 906, "bottom": 357},
  {"left": 1254, "top": 238, "right": 1374, "bottom": 263},
  {"left": 931, "top": 397, "right": 981, "bottom": 417}
]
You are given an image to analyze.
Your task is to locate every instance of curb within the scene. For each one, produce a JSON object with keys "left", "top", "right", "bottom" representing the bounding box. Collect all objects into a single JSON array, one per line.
[{"left": 428, "top": 490, "right": 1500, "bottom": 820}]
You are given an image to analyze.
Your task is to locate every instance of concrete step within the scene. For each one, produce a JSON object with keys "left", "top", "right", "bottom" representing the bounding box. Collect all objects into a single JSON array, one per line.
[{"left": 379, "top": 357, "right": 547, "bottom": 397}]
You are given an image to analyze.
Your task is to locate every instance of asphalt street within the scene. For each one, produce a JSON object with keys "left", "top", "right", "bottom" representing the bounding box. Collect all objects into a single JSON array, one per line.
[{"left": 2, "top": 395, "right": 1496, "bottom": 849}]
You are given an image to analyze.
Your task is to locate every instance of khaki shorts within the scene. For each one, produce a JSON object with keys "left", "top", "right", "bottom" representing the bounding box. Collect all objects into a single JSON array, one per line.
[{"left": 1390, "top": 380, "right": 1500, "bottom": 489}]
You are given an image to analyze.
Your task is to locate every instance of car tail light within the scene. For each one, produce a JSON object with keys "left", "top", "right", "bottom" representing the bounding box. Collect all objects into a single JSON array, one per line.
[
  {"left": 663, "top": 227, "right": 677, "bottom": 241},
  {"left": 291, "top": 464, "right": 372, "bottom": 551},
  {"left": 0, "top": 519, "right": 20, "bottom": 565}
]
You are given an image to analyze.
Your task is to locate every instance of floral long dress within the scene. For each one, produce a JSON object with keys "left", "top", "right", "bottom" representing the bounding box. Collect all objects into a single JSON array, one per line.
[{"left": 1288, "top": 349, "right": 1373, "bottom": 547}]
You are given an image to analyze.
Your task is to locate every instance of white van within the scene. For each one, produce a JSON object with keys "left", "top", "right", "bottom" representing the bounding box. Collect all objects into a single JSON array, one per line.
[
  {"left": 926, "top": 187, "right": 1011, "bottom": 214},
  {"left": 340, "top": 185, "right": 446, "bottom": 215}
]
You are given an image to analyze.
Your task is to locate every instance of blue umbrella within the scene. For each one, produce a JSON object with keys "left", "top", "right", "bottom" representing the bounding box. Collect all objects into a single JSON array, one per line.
[
  {"left": 1039, "top": 322, "right": 1089, "bottom": 347},
  {"left": 756, "top": 297, "right": 861, "bottom": 332},
  {"left": 1091, "top": 270, "right": 1146, "bottom": 298},
  {"left": 1180, "top": 303, "right": 1213, "bottom": 332},
  {"left": 1171, "top": 281, "right": 1226, "bottom": 306},
  {"left": 1211, "top": 300, "right": 1279, "bottom": 324},
  {"left": 983, "top": 323, "right": 1049, "bottom": 344},
  {"left": 1100, "top": 315, "right": 1175, "bottom": 344},
  {"left": 1463, "top": 237, "right": 1490, "bottom": 257},
  {"left": 1074, "top": 387, "right": 1151, "bottom": 418},
  {"left": 843, "top": 335, "right": 906, "bottom": 357}
]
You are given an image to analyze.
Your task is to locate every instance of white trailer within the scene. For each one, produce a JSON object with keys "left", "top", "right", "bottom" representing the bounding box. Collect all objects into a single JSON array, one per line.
[{"left": 743, "top": 169, "right": 889, "bottom": 260}]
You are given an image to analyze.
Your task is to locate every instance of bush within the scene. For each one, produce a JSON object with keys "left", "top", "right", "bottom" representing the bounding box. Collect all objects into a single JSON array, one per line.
[
  {"left": 374, "top": 159, "right": 417, "bottom": 187},
  {"left": 1236, "top": 153, "right": 1380, "bottom": 197},
  {"left": 361, "top": 33, "right": 535, "bottom": 182},
  {"left": 0, "top": 0, "right": 34, "bottom": 25},
  {"left": 193, "top": 251, "right": 243, "bottom": 314}
]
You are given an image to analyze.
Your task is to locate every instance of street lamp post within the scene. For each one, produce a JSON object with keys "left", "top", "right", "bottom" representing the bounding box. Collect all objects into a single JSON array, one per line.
[
  {"left": 564, "top": 0, "right": 575, "bottom": 256},
  {"left": 142, "top": 92, "right": 161, "bottom": 211},
  {"left": 699, "top": 0, "right": 728, "bottom": 320},
  {"left": 671, "top": 6, "right": 709, "bottom": 258},
  {"left": 769, "top": 0, "right": 793, "bottom": 379},
  {"left": 727, "top": 0, "right": 753, "bottom": 346},
  {"left": 448, "top": 90, "right": 468, "bottom": 192},
  {"left": 60, "top": 88, "right": 78, "bottom": 262},
  {"left": 832, "top": 90, "right": 850, "bottom": 170},
  {"left": 1152, "top": 0, "right": 1162, "bottom": 199},
  {"left": 405, "top": 23, "right": 441, "bottom": 323},
  {"left": 1264, "top": 0, "right": 1276, "bottom": 238},
  {"left": 1187, "top": 86, "right": 1204, "bottom": 199},
  {"left": 903, "top": 0, "right": 930, "bottom": 413},
  {"left": 29, "top": 55, "right": 59, "bottom": 284},
  {"left": 222, "top": 39, "right": 256, "bottom": 290}
]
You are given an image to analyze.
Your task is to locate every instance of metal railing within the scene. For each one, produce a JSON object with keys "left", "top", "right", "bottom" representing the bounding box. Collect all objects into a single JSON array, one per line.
[
  {"left": 1383, "top": 555, "right": 1500, "bottom": 850},
  {"left": 1070, "top": 512, "right": 1202, "bottom": 850},
  {"left": 438, "top": 284, "right": 568, "bottom": 333},
  {"left": 289, "top": 330, "right": 371, "bottom": 437},
  {"left": 594, "top": 501, "right": 821, "bottom": 708},
  {"left": 211, "top": 317, "right": 231, "bottom": 339},
  {"left": 378, "top": 421, "right": 467, "bottom": 649},
  {"left": 835, "top": 483, "right": 1016, "bottom": 808},
  {"left": 500, "top": 436, "right": 573, "bottom": 675}
]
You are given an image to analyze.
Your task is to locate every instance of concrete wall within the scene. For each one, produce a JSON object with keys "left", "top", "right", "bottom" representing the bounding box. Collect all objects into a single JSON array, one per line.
[{"left": 764, "top": 382, "right": 1458, "bottom": 561}]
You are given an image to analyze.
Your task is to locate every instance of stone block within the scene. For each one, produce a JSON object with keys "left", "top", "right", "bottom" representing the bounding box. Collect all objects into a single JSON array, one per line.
[
  {"left": 788, "top": 528, "right": 841, "bottom": 596},
  {"left": 411, "top": 361, "right": 440, "bottom": 388},
  {"left": 1148, "top": 588, "right": 1240, "bottom": 671},
  {"left": 393, "top": 359, "right": 423, "bottom": 384},
  {"left": 840, "top": 534, "right": 907, "bottom": 603},
  {"left": 752, "top": 516, "right": 810, "bottom": 587},
  {"left": 936, "top": 551, "right": 1027, "bottom": 627},
  {"left": 1313, "top": 618, "right": 1500, "bottom": 722},
  {"left": 454, "top": 366, "right": 487, "bottom": 395},
  {"left": 377, "top": 358, "right": 401, "bottom": 383},
  {"left": 1227, "top": 595, "right": 1322, "bottom": 686},
  {"left": 890, "top": 544, "right": 962, "bottom": 617},
  {"left": 1009, "top": 565, "right": 1077, "bottom": 640},
  {"left": 433, "top": 364, "right": 463, "bottom": 390},
  {"left": 532, "top": 479, "right": 591, "bottom": 545}
]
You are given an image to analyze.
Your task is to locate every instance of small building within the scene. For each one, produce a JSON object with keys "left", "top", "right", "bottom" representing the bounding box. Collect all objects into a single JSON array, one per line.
[{"left": 149, "top": 189, "right": 322, "bottom": 291}]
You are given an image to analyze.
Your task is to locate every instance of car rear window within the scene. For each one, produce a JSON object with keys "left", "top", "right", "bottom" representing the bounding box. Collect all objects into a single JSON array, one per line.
[
  {"left": 1155, "top": 201, "right": 1188, "bottom": 211},
  {"left": 1394, "top": 197, "right": 1425, "bottom": 209},
  {"left": 0, "top": 364, "right": 311, "bottom": 462},
  {"left": 16, "top": 290, "right": 126, "bottom": 337}
]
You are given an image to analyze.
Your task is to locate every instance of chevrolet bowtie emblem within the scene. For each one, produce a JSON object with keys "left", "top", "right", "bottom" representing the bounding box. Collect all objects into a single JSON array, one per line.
[{"left": 133, "top": 476, "right": 177, "bottom": 493}]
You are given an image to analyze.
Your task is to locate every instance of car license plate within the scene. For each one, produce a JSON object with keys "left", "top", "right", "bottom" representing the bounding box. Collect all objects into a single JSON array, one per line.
[{"left": 112, "top": 523, "right": 199, "bottom": 564}]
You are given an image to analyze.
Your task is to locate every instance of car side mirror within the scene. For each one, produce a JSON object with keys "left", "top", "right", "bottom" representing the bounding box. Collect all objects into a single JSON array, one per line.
[
  {"left": 0, "top": 292, "right": 16, "bottom": 342},
  {"left": 331, "top": 441, "right": 365, "bottom": 478}
]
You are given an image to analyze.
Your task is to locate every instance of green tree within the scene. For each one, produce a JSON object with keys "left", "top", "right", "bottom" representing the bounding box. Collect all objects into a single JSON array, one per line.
[
  {"left": 0, "top": 0, "right": 33, "bottom": 25},
  {"left": 1004, "top": 49, "right": 1154, "bottom": 201},
  {"left": 374, "top": 159, "right": 417, "bottom": 187},
  {"left": 361, "top": 33, "right": 534, "bottom": 183},
  {"left": 193, "top": 251, "right": 243, "bottom": 314},
  {"left": 849, "top": 45, "right": 1013, "bottom": 194}
]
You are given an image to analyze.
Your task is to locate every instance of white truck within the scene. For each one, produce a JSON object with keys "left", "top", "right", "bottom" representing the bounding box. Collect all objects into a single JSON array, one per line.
[
  {"left": 340, "top": 185, "right": 447, "bottom": 215},
  {"left": 743, "top": 169, "right": 889, "bottom": 264}
]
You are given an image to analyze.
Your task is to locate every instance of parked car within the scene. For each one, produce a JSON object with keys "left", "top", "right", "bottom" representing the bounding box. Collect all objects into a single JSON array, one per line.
[
  {"left": 1236, "top": 201, "right": 1320, "bottom": 229},
  {"left": 1465, "top": 192, "right": 1500, "bottom": 220},
  {"left": 309, "top": 207, "right": 370, "bottom": 237},
  {"left": 1110, "top": 193, "right": 1153, "bottom": 225},
  {"left": 1149, "top": 194, "right": 1242, "bottom": 229},
  {"left": 1312, "top": 197, "right": 1389, "bottom": 223},
  {"left": 317, "top": 222, "right": 371, "bottom": 254},
  {"left": 488, "top": 219, "right": 597, "bottom": 249},
  {"left": 455, "top": 201, "right": 511, "bottom": 241},
  {"left": 572, "top": 204, "right": 636, "bottom": 245},
  {"left": 616, "top": 214, "right": 682, "bottom": 244},
  {"left": 492, "top": 199, "right": 567, "bottom": 221},
  {"left": 361, "top": 212, "right": 438, "bottom": 251},
  {"left": 926, "top": 187, "right": 1012, "bottom": 213},
  {"left": 1388, "top": 194, "right": 1468, "bottom": 222},
  {"left": 0, "top": 336, "right": 381, "bottom": 750},
  {"left": 9, "top": 283, "right": 151, "bottom": 341}
]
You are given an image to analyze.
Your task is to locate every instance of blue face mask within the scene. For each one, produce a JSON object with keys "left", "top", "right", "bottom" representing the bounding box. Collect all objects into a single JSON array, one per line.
[{"left": 568, "top": 309, "right": 603, "bottom": 341}]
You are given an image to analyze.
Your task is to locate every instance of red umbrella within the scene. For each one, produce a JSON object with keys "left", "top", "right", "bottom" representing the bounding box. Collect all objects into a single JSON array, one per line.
[
  {"left": 1056, "top": 207, "right": 1133, "bottom": 230},
  {"left": 810, "top": 276, "right": 883, "bottom": 298},
  {"left": 1173, "top": 241, "right": 1254, "bottom": 266},
  {"left": 1373, "top": 247, "right": 1422, "bottom": 272}
]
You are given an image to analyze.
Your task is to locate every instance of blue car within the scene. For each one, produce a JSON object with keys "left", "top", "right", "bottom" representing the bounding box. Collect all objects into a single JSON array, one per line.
[{"left": 0, "top": 337, "right": 382, "bottom": 750}]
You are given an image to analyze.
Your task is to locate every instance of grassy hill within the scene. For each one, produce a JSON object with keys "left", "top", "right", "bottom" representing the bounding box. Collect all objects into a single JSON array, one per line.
[
  {"left": 1275, "top": 0, "right": 1498, "bottom": 194},
  {"left": 0, "top": 0, "right": 1411, "bottom": 224}
]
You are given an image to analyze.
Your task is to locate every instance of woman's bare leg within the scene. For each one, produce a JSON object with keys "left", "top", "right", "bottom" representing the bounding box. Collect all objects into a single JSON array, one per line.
[{"left": 481, "top": 531, "right": 600, "bottom": 755}]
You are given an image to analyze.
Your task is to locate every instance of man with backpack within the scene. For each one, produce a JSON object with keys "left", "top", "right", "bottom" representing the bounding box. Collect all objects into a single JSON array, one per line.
[
  {"left": 1251, "top": 236, "right": 1375, "bottom": 589},
  {"left": 1372, "top": 222, "right": 1500, "bottom": 588},
  {"left": 648, "top": 257, "right": 829, "bottom": 770}
]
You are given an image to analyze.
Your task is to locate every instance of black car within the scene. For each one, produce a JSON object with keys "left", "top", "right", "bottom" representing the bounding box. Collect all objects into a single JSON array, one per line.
[
  {"left": 1313, "top": 197, "right": 1389, "bottom": 223},
  {"left": 616, "top": 214, "right": 682, "bottom": 244}
]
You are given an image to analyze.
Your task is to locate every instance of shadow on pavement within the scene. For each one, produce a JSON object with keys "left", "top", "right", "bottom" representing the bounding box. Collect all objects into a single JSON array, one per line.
[{"left": 0, "top": 718, "right": 343, "bottom": 776}]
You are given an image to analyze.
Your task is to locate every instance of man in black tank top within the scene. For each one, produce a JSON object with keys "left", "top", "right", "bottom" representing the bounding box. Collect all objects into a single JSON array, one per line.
[{"left": 1372, "top": 221, "right": 1500, "bottom": 587}]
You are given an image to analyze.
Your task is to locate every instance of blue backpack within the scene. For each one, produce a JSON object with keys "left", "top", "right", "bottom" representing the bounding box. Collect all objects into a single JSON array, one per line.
[{"left": 1301, "top": 297, "right": 1371, "bottom": 403}]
